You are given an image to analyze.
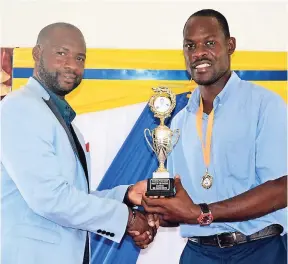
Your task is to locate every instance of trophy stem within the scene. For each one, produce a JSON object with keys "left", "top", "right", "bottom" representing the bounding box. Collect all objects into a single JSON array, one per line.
[
  {"left": 160, "top": 117, "right": 165, "bottom": 126},
  {"left": 156, "top": 162, "right": 167, "bottom": 172}
]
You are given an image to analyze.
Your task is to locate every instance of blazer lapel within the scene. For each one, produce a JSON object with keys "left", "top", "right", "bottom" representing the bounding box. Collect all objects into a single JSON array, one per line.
[{"left": 42, "top": 98, "right": 80, "bottom": 161}]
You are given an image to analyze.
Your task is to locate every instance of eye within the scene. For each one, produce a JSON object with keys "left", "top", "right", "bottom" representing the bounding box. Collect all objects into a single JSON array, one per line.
[
  {"left": 184, "top": 43, "right": 195, "bottom": 50},
  {"left": 56, "top": 51, "right": 66, "bottom": 56},
  {"left": 77, "top": 57, "right": 85, "bottom": 62},
  {"left": 206, "top": 41, "right": 215, "bottom": 47}
]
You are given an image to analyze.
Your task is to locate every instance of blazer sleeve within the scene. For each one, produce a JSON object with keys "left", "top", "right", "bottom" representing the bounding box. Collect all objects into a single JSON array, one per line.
[
  {"left": 1, "top": 96, "right": 129, "bottom": 243},
  {"left": 91, "top": 186, "right": 130, "bottom": 202},
  {"left": 71, "top": 124, "right": 131, "bottom": 202}
]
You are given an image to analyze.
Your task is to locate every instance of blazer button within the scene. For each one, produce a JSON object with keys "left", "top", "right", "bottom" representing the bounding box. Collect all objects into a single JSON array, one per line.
[
  {"left": 106, "top": 232, "right": 110, "bottom": 236},
  {"left": 110, "top": 233, "right": 115, "bottom": 237},
  {"left": 97, "top": 229, "right": 102, "bottom": 233},
  {"left": 101, "top": 230, "right": 106, "bottom": 234}
]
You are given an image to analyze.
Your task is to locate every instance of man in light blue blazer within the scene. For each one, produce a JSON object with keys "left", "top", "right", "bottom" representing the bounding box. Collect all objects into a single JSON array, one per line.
[{"left": 1, "top": 22, "right": 156, "bottom": 264}]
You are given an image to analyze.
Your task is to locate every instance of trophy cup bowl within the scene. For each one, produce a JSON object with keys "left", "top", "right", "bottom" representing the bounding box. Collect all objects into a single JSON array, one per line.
[
  {"left": 144, "top": 125, "right": 180, "bottom": 197},
  {"left": 144, "top": 86, "right": 180, "bottom": 197}
]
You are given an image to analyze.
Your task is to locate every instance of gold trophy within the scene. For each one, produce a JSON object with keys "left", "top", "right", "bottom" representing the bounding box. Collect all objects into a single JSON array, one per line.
[{"left": 144, "top": 87, "right": 180, "bottom": 197}]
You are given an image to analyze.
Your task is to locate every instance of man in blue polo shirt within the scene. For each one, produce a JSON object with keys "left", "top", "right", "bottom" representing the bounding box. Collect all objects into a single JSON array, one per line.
[{"left": 142, "top": 9, "right": 287, "bottom": 264}]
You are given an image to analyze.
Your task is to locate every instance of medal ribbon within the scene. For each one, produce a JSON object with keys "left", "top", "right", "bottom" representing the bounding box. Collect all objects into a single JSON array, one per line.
[{"left": 196, "top": 96, "right": 214, "bottom": 171}]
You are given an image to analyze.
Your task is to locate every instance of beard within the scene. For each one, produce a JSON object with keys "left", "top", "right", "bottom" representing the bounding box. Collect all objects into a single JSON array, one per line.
[
  {"left": 37, "top": 57, "right": 82, "bottom": 96},
  {"left": 192, "top": 73, "right": 221, "bottom": 86},
  {"left": 190, "top": 67, "right": 229, "bottom": 86}
]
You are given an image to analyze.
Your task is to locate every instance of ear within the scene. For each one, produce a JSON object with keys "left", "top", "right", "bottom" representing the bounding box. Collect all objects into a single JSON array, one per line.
[
  {"left": 227, "top": 37, "right": 236, "bottom": 55},
  {"left": 32, "top": 45, "right": 41, "bottom": 63}
]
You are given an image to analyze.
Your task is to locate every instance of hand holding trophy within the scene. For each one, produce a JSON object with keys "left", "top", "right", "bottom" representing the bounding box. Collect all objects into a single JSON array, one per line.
[{"left": 144, "top": 86, "right": 180, "bottom": 197}]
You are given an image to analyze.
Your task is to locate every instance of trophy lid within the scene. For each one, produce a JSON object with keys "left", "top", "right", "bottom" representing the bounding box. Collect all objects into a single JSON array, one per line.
[{"left": 148, "top": 86, "right": 176, "bottom": 120}]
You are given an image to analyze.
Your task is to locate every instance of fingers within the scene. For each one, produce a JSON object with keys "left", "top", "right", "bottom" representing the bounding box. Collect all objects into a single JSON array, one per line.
[
  {"left": 159, "top": 219, "right": 179, "bottom": 227},
  {"left": 133, "top": 230, "right": 155, "bottom": 249},
  {"left": 135, "top": 238, "right": 150, "bottom": 249},
  {"left": 128, "top": 211, "right": 158, "bottom": 249},
  {"left": 154, "top": 214, "right": 160, "bottom": 229},
  {"left": 142, "top": 195, "right": 165, "bottom": 206},
  {"left": 128, "top": 230, "right": 140, "bottom": 236},
  {"left": 150, "top": 224, "right": 158, "bottom": 238},
  {"left": 142, "top": 203, "right": 165, "bottom": 215},
  {"left": 133, "top": 231, "right": 151, "bottom": 242},
  {"left": 141, "top": 196, "right": 166, "bottom": 214},
  {"left": 146, "top": 213, "right": 161, "bottom": 229},
  {"left": 153, "top": 214, "right": 178, "bottom": 227},
  {"left": 146, "top": 213, "right": 156, "bottom": 227},
  {"left": 174, "top": 176, "right": 184, "bottom": 192},
  {"left": 128, "top": 180, "right": 148, "bottom": 206},
  {"left": 162, "top": 214, "right": 173, "bottom": 222}
]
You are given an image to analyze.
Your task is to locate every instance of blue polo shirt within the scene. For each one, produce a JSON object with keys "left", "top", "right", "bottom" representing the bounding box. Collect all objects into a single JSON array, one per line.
[{"left": 168, "top": 72, "right": 287, "bottom": 237}]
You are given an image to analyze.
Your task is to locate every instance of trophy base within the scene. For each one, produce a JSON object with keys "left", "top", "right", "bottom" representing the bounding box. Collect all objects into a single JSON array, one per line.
[
  {"left": 152, "top": 171, "right": 170, "bottom": 179},
  {"left": 146, "top": 178, "right": 175, "bottom": 197}
]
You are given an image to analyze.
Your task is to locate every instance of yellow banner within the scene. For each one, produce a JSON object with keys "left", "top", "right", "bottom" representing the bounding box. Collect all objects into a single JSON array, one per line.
[{"left": 12, "top": 48, "right": 287, "bottom": 114}]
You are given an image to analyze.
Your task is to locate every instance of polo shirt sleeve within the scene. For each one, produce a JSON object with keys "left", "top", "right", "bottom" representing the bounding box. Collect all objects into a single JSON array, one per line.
[
  {"left": 167, "top": 118, "right": 177, "bottom": 178},
  {"left": 255, "top": 94, "right": 287, "bottom": 182}
]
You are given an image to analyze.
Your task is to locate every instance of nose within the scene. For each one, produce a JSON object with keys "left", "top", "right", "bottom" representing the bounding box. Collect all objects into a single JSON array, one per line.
[
  {"left": 192, "top": 44, "right": 208, "bottom": 60},
  {"left": 64, "top": 56, "right": 79, "bottom": 72}
]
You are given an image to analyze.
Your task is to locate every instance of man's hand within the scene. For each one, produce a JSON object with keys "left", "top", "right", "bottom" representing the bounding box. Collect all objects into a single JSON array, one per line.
[
  {"left": 157, "top": 214, "right": 180, "bottom": 227},
  {"left": 141, "top": 176, "right": 201, "bottom": 224},
  {"left": 146, "top": 213, "right": 160, "bottom": 228},
  {"left": 127, "top": 180, "right": 147, "bottom": 206},
  {"left": 126, "top": 209, "right": 158, "bottom": 249},
  {"left": 146, "top": 213, "right": 178, "bottom": 228}
]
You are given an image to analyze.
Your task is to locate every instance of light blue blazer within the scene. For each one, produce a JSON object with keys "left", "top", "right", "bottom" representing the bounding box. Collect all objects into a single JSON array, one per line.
[{"left": 1, "top": 78, "right": 130, "bottom": 264}]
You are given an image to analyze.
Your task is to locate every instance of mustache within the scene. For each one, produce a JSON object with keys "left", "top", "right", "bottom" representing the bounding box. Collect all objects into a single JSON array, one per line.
[{"left": 62, "top": 70, "right": 81, "bottom": 78}]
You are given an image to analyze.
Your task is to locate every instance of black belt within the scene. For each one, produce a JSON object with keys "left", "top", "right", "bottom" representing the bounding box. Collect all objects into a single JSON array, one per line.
[{"left": 188, "top": 224, "right": 283, "bottom": 248}]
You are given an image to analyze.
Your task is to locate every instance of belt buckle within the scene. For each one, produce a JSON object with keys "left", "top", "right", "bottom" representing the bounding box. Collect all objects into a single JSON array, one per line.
[
  {"left": 216, "top": 233, "right": 236, "bottom": 248},
  {"left": 188, "top": 237, "right": 199, "bottom": 244}
]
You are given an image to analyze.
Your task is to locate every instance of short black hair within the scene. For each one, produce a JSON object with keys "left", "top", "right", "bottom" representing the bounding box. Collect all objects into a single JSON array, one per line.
[{"left": 183, "top": 9, "right": 230, "bottom": 38}]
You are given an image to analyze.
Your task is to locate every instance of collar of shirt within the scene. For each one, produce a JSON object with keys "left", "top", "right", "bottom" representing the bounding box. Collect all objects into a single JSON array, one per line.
[
  {"left": 186, "top": 71, "right": 241, "bottom": 114},
  {"left": 32, "top": 77, "right": 76, "bottom": 125}
]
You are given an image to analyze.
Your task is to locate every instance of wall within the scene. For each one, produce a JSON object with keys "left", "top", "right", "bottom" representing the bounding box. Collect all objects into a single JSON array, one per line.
[{"left": 1, "top": 1, "right": 287, "bottom": 51}]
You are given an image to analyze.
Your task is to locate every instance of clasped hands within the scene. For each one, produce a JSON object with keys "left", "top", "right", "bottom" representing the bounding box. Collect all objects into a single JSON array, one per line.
[{"left": 126, "top": 175, "right": 201, "bottom": 249}]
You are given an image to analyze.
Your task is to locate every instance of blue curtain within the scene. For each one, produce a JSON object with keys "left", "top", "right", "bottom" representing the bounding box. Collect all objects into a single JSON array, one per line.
[{"left": 90, "top": 92, "right": 189, "bottom": 264}]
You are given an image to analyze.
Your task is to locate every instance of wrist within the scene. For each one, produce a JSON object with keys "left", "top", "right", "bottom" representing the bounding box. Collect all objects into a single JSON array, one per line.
[
  {"left": 123, "top": 185, "right": 135, "bottom": 207},
  {"left": 127, "top": 207, "right": 137, "bottom": 230},
  {"left": 196, "top": 203, "right": 214, "bottom": 226},
  {"left": 186, "top": 204, "right": 202, "bottom": 224}
]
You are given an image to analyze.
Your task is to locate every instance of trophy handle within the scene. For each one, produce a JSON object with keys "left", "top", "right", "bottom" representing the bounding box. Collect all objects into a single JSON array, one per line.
[
  {"left": 144, "top": 128, "right": 155, "bottom": 153},
  {"left": 171, "top": 129, "right": 180, "bottom": 148}
]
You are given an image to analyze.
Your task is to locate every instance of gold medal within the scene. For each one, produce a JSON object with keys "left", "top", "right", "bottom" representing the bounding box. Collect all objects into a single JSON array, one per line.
[
  {"left": 201, "top": 172, "right": 213, "bottom": 189},
  {"left": 196, "top": 96, "right": 215, "bottom": 190}
]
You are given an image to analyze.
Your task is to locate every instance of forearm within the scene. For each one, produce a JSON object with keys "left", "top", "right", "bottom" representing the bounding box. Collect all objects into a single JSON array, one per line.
[
  {"left": 21, "top": 179, "right": 129, "bottom": 242},
  {"left": 91, "top": 185, "right": 130, "bottom": 202},
  {"left": 209, "top": 176, "right": 287, "bottom": 222}
]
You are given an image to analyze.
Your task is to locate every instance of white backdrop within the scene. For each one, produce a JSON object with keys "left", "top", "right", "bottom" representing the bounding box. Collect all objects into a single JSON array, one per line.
[
  {"left": 74, "top": 103, "right": 187, "bottom": 264},
  {"left": 1, "top": 1, "right": 287, "bottom": 51}
]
